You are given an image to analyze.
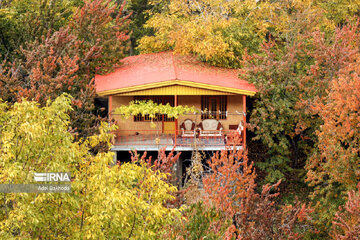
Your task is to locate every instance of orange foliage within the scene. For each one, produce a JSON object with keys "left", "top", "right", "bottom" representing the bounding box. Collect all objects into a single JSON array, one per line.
[
  {"left": 130, "top": 148, "right": 180, "bottom": 177},
  {"left": 203, "top": 146, "right": 314, "bottom": 239},
  {"left": 305, "top": 23, "right": 360, "bottom": 213}
]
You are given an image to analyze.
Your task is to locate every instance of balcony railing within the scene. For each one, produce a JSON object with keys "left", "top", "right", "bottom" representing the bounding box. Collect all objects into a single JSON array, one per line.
[{"left": 113, "top": 129, "right": 243, "bottom": 150}]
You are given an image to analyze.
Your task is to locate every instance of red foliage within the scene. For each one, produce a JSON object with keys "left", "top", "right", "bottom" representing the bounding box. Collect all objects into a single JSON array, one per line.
[
  {"left": 0, "top": 0, "right": 130, "bottom": 140},
  {"left": 298, "top": 21, "right": 360, "bottom": 133},
  {"left": 130, "top": 148, "right": 180, "bottom": 177},
  {"left": 304, "top": 22, "right": 360, "bottom": 214},
  {"left": 15, "top": 0, "right": 130, "bottom": 102},
  {"left": 203, "top": 148, "right": 256, "bottom": 217},
  {"left": 203, "top": 147, "right": 314, "bottom": 239},
  {"left": 332, "top": 183, "right": 360, "bottom": 239}
]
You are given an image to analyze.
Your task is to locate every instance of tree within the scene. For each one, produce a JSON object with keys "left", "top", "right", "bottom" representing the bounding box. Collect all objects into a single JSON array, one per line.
[
  {"left": 126, "top": 0, "right": 159, "bottom": 55},
  {"left": 240, "top": 39, "right": 312, "bottom": 182},
  {"left": 202, "top": 143, "right": 314, "bottom": 239},
  {"left": 315, "top": 0, "right": 360, "bottom": 26},
  {"left": 239, "top": 6, "right": 326, "bottom": 181},
  {"left": 304, "top": 23, "right": 360, "bottom": 227},
  {"left": 0, "top": 0, "right": 130, "bottom": 139},
  {"left": 0, "top": 94, "right": 180, "bottom": 239},
  {"left": 241, "top": 20, "right": 360, "bottom": 233},
  {"left": 0, "top": 0, "right": 81, "bottom": 61},
  {"left": 164, "top": 202, "right": 230, "bottom": 240},
  {"left": 138, "top": 0, "right": 327, "bottom": 67},
  {"left": 332, "top": 183, "right": 360, "bottom": 239}
]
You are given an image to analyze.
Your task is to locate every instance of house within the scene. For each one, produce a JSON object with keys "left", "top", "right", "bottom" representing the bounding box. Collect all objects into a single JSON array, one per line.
[{"left": 95, "top": 52, "right": 257, "bottom": 159}]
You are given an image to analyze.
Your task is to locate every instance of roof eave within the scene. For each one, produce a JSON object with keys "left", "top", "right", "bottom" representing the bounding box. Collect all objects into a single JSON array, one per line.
[{"left": 96, "top": 80, "right": 257, "bottom": 97}]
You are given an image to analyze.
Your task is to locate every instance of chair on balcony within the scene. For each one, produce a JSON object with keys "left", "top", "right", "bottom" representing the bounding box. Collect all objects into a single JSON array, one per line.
[
  {"left": 180, "top": 119, "right": 196, "bottom": 137},
  {"left": 198, "top": 119, "right": 223, "bottom": 137}
]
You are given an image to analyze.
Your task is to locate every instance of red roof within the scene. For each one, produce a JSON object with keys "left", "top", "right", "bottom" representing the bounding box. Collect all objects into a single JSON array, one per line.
[{"left": 95, "top": 52, "right": 257, "bottom": 95}]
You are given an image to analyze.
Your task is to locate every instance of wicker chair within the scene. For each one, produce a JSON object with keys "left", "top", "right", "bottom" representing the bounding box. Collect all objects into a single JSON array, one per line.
[
  {"left": 198, "top": 119, "right": 223, "bottom": 137},
  {"left": 180, "top": 119, "right": 196, "bottom": 137}
]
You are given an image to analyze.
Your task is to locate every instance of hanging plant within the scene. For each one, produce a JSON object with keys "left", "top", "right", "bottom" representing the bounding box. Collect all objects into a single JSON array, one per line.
[{"left": 114, "top": 100, "right": 199, "bottom": 119}]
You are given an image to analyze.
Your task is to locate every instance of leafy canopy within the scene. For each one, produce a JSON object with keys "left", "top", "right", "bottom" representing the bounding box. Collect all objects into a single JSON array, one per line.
[
  {"left": 0, "top": 0, "right": 130, "bottom": 140},
  {"left": 0, "top": 94, "right": 180, "bottom": 239},
  {"left": 138, "top": 0, "right": 328, "bottom": 67}
]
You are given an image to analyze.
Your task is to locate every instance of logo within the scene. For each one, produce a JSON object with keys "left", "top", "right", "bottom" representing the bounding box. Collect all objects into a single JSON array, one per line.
[{"left": 34, "top": 172, "right": 71, "bottom": 182}]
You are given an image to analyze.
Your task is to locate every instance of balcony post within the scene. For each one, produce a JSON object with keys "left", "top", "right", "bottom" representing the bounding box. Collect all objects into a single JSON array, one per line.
[
  {"left": 108, "top": 95, "right": 113, "bottom": 118},
  {"left": 242, "top": 95, "right": 246, "bottom": 149},
  {"left": 111, "top": 151, "right": 117, "bottom": 166},
  {"left": 108, "top": 95, "right": 114, "bottom": 144},
  {"left": 174, "top": 95, "right": 178, "bottom": 147}
]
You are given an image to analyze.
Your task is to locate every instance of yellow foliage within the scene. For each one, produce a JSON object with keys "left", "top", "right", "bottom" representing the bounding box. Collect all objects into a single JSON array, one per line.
[
  {"left": 139, "top": 0, "right": 335, "bottom": 67},
  {"left": 0, "top": 94, "right": 180, "bottom": 239}
]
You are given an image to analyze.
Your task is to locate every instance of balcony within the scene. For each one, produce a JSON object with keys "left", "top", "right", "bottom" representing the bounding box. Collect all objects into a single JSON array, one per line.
[{"left": 112, "top": 129, "right": 243, "bottom": 151}]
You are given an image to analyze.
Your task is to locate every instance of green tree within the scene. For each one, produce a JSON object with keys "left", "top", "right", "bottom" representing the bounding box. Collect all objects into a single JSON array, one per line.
[
  {"left": 0, "top": 0, "right": 81, "bottom": 60},
  {"left": 240, "top": 39, "right": 313, "bottom": 182},
  {"left": 126, "top": 0, "right": 158, "bottom": 55}
]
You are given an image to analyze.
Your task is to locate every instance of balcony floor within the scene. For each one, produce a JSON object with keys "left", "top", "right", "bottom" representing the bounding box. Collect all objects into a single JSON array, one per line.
[{"left": 112, "top": 134, "right": 243, "bottom": 151}]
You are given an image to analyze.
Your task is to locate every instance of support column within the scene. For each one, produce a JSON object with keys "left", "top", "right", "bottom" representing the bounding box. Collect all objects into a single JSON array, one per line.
[
  {"left": 109, "top": 95, "right": 114, "bottom": 144},
  {"left": 108, "top": 95, "right": 113, "bottom": 119},
  {"left": 242, "top": 95, "right": 246, "bottom": 150},
  {"left": 174, "top": 95, "right": 178, "bottom": 147},
  {"left": 111, "top": 151, "right": 117, "bottom": 166},
  {"left": 175, "top": 153, "right": 183, "bottom": 189}
]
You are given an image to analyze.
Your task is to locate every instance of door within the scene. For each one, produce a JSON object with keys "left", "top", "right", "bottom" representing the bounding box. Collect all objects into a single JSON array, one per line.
[{"left": 201, "top": 96, "right": 227, "bottom": 120}]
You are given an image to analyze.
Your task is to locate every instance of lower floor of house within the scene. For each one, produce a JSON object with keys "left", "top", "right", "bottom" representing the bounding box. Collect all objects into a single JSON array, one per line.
[{"left": 112, "top": 149, "right": 232, "bottom": 188}]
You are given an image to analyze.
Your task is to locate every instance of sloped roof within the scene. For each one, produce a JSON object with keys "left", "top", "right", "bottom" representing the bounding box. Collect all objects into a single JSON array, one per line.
[{"left": 95, "top": 52, "right": 258, "bottom": 96}]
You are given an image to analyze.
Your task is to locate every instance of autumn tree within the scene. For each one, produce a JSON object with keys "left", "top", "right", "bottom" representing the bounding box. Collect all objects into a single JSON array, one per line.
[
  {"left": 0, "top": 94, "right": 180, "bottom": 239},
  {"left": 202, "top": 146, "right": 314, "bottom": 239},
  {"left": 332, "top": 183, "right": 360, "bottom": 239},
  {"left": 138, "top": 0, "right": 328, "bottom": 67},
  {"left": 240, "top": 39, "right": 312, "bottom": 182},
  {"left": 304, "top": 23, "right": 360, "bottom": 228},
  {"left": 315, "top": 0, "right": 360, "bottom": 25},
  {"left": 0, "top": 0, "right": 130, "bottom": 139},
  {"left": 0, "top": 0, "right": 82, "bottom": 61}
]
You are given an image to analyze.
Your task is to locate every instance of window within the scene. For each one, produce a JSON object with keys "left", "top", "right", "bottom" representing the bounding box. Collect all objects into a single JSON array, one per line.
[
  {"left": 133, "top": 96, "right": 175, "bottom": 122},
  {"left": 201, "top": 96, "right": 227, "bottom": 120}
]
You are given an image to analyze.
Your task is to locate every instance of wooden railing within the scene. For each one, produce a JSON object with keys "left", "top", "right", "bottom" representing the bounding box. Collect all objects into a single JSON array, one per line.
[{"left": 113, "top": 129, "right": 243, "bottom": 148}]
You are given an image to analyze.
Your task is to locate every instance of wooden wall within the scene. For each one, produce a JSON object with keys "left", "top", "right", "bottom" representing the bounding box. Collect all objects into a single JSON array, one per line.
[{"left": 111, "top": 95, "right": 244, "bottom": 136}]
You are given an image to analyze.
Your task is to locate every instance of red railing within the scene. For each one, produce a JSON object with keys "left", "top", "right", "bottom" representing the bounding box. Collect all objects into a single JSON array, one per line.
[{"left": 113, "top": 129, "right": 243, "bottom": 148}]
